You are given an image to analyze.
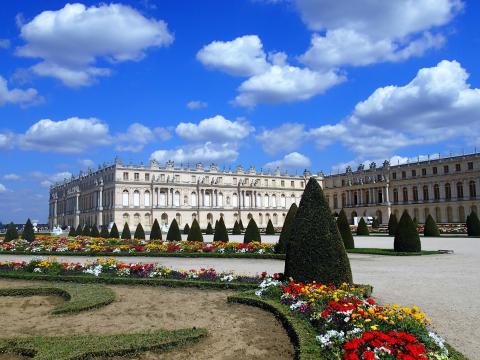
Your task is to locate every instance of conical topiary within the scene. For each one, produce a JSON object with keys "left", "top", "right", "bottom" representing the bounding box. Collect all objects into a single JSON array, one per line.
[
  {"left": 394, "top": 210, "right": 421, "bottom": 252},
  {"left": 213, "top": 217, "right": 229, "bottom": 242},
  {"left": 205, "top": 222, "right": 213, "bottom": 235},
  {"left": 100, "top": 225, "right": 110, "bottom": 238},
  {"left": 150, "top": 219, "right": 162, "bottom": 240},
  {"left": 467, "top": 211, "right": 480, "bottom": 236},
  {"left": 134, "top": 223, "right": 145, "bottom": 240},
  {"left": 22, "top": 219, "right": 35, "bottom": 242},
  {"left": 423, "top": 214, "right": 440, "bottom": 237},
  {"left": 239, "top": 219, "right": 244, "bottom": 230},
  {"left": 265, "top": 219, "right": 275, "bottom": 235},
  {"left": 68, "top": 226, "right": 76, "bottom": 237},
  {"left": 336, "top": 209, "right": 354, "bottom": 249},
  {"left": 388, "top": 213, "right": 398, "bottom": 236},
  {"left": 110, "top": 223, "right": 120, "bottom": 238},
  {"left": 413, "top": 217, "right": 419, "bottom": 229},
  {"left": 232, "top": 220, "right": 241, "bottom": 235},
  {"left": 121, "top": 222, "right": 131, "bottom": 240},
  {"left": 244, "top": 218, "right": 261, "bottom": 244},
  {"left": 75, "top": 224, "right": 82, "bottom": 236},
  {"left": 90, "top": 224, "right": 100, "bottom": 238},
  {"left": 284, "top": 178, "right": 352, "bottom": 285},
  {"left": 356, "top": 217, "right": 369, "bottom": 236},
  {"left": 82, "top": 225, "right": 91, "bottom": 237},
  {"left": 4, "top": 222, "right": 19, "bottom": 242},
  {"left": 371, "top": 217, "right": 380, "bottom": 229},
  {"left": 183, "top": 223, "right": 190, "bottom": 235},
  {"left": 275, "top": 203, "right": 298, "bottom": 254},
  {"left": 215, "top": 220, "right": 219, "bottom": 230},
  {"left": 187, "top": 219, "right": 203, "bottom": 242},
  {"left": 167, "top": 219, "right": 182, "bottom": 241}
]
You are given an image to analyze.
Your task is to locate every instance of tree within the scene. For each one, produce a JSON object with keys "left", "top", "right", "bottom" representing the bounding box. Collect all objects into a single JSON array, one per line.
[
  {"left": 68, "top": 226, "right": 76, "bottom": 237},
  {"left": 213, "top": 217, "right": 229, "bottom": 242},
  {"left": 215, "top": 220, "right": 219, "bottom": 230},
  {"left": 187, "top": 219, "right": 203, "bottom": 242},
  {"left": 274, "top": 203, "right": 298, "bottom": 254},
  {"left": 134, "top": 223, "right": 145, "bottom": 240},
  {"left": 372, "top": 217, "right": 380, "bottom": 229},
  {"left": 356, "top": 217, "right": 369, "bottom": 236},
  {"left": 467, "top": 211, "right": 480, "bottom": 236},
  {"left": 121, "top": 222, "right": 131, "bottom": 240},
  {"left": 205, "top": 222, "right": 213, "bottom": 235},
  {"left": 150, "top": 219, "right": 162, "bottom": 240},
  {"left": 388, "top": 213, "right": 398, "bottom": 236},
  {"left": 423, "top": 214, "right": 440, "bottom": 237},
  {"left": 166, "top": 219, "right": 182, "bottom": 241},
  {"left": 22, "top": 218, "right": 35, "bottom": 242},
  {"left": 265, "top": 219, "right": 275, "bottom": 235},
  {"left": 90, "top": 224, "right": 100, "bottom": 238},
  {"left": 284, "top": 178, "right": 352, "bottom": 285},
  {"left": 336, "top": 209, "right": 355, "bottom": 249},
  {"left": 100, "top": 225, "right": 110, "bottom": 238},
  {"left": 244, "top": 218, "right": 261, "bottom": 244},
  {"left": 110, "top": 223, "right": 120, "bottom": 239},
  {"left": 239, "top": 219, "right": 244, "bottom": 230},
  {"left": 394, "top": 211, "right": 421, "bottom": 252},
  {"left": 82, "top": 225, "right": 91, "bottom": 237},
  {"left": 232, "top": 220, "right": 241, "bottom": 235},
  {"left": 183, "top": 223, "right": 190, "bottom": 235},
  {"left": 4, "top": 222, "right": 19, "bottom": 242},
  {"left": 75, "top": 224, "right": 83, "bottom": 237}
]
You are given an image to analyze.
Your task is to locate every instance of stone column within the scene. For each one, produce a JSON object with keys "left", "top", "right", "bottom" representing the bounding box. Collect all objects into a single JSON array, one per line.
[
  {"left": 385, "top": 183, "right": 391, "bottom": 205},
  {"left": 98, "top": 187, "right": 103, "bottom": 226},
  {"left": 75, "top": 193, "right": 80, "bottom": 228}
]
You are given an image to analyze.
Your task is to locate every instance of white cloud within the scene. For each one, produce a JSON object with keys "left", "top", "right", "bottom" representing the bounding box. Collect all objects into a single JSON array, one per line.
[
  {"left": 257, "top": 123, "right": 306, "bottom": 155},
  {"left": 0, "top": 133, "right": 14, "bottom": 149},
  {"left": 264, "top": 152, "right": 311, "bottom": 170},
  {"left": 78, "top": 159, "right": 95, "bottom": 168},
  {"left": 115, "top": 123, "right": 155, "bottom": 153},
  {"left": 187, "top": 100, "right": 208, "bottom": 110},
  {"left": 0, "top": 75, "right": 42, "bottom": 107},
  {"left": 150, "top": 142, "right": 238, "bottom": 164},
  {"left": 16, "top": 3, "right": 174, "bottom": 87},
  {"left": 176, "top": 115, "right": 254, "bottom": 142},
  {"left": 0, "top": 183, "right": 7, "bottom": 193},
  {"left": 154, "top": 127, "right": 172, "bottom": 141},
  {"left": 40, "top": 171, "right": 73, "bottom": 188},
  {"left": 3, "top": 174, "right": 20, "bottom": 181},
  {"left": 0, "top": 39, "right": 10, "bottom": 49},
  {"left": 196, "top": 35, "right": 269, "bottom": 76}
]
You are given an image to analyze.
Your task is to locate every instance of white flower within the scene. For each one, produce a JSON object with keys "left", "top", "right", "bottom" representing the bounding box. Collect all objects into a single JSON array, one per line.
[
  {"left": 316, "top": 330, "right": 345, "bottom": 348},
  {"left": 429, "top": 332, "right": 449, "bottom": 355},
  {"left": 33, "top": 267, "right": 42, "bottom": 273},
  {"left": 220, "top": 274, "right": 235, "bottom": 282}
]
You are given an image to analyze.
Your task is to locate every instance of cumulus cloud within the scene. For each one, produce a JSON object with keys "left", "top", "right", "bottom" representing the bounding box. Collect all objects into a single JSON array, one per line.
[
  {"left": 0, "top": 75, "right": 42, "bottom": 107},
  {"left": 176, "top": 115, "right": 254, "bottom": 142},
  {"left": 0, "top": 183, "right": 7, "bottom": 193},
  {"left": 264, "top": 152, "right": 311, "bottom": 170},
  {"left": 186, "top": 100, "right": 208, "bottom": 110},
  {"left": 150, "top": 142, "right": 238, "bottom": 164},
  {"left": 78, "top": 159, "right": 95, "bottom": 168},
  {"left": 3, "top": 174, "right": 20, "bottom": 181},
  {"left": 16, "top": 3, "right": 174, "bottom": 87},
  {"left": 257, "top": 123, "right": 306, "bottom": 155},
  {"left": 40, "top": 171, "right": 73, "bottom": 188},
  {"left": 115, "top": 123, "right": 156, "bottom": 153}
]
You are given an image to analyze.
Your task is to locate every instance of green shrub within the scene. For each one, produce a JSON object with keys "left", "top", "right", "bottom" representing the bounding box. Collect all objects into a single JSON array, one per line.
[
  {"left": 166, "top": 219, "right": 182, "bottom": 241},
  {"left": 413, "top": 217, "right": 419, "bottom": 228},
  {"left": 336, "top": 209, "right": 355, "bottom": 249},
  {"left": 284, "top": 178, "right": 352, "bottom": 285},
  {"left": 423, "top": 214, "right": 440, "bottom": 237},
  {"left": 150, "top": 219, "right": 162, "bottom": 240},
  {"left": 388, "top": 213, "right": 398, "bottom": 236},
  {"left": 90, "top": 225, "right": 100, "bottom": 238},
  {"left": 205, "top": 222, "right": 213, "bottom": 235},
  {"left": 265, "top": 219, "right": 275, "bottom": 235},
  {"left": 215, "top": 220, "right": 218, "bottom": 230},
  {"left": 100, "top": 225, "right": 109, "bottom": 238},
  {"left": 4, "top": 222, "right": 18, "bottom": 242},
  {"left": 82, "top": 225, "right": 91, "bottom": 237},
  {"left": 75, "top": 224, "right": 83, "bottom": 236},
  {"left": 121, "top": 223, "right": 131, "bottom": 240},
  {"left": 232, "top": 220, "right": 241, "bottom": 235},
  {"left": 68, "top": 226, "right": 76, "bottom": 237},
  {"left": 213, "top": 217, "right": 229, "bottom": 242},
  {"left": 187, "top": 219, "right": 203, "bottom": 242},
  {"left": 356, "top": 217, "right": 369, "bottom": 236},
  {"left": 134, "top": 223, "right": 145, "bottom": 240},
  {"left": 467, "top": 211, "right": 480, "bottom": 236},
  {"left": 244, "top": 218, "right": 261, "bottom": 244},
  {"left": 183, "top": 223, "right": 190, "bottom": 235},
  {"left": 394, "top": 211, "right": 421, "bottom": 252},
  {"left": 109, "top": 223, "right": 119, "bottom": 239},
  {"left": 22, "top": 219, "right": 35, "bottom": 242},
  {"left": 274, "top": 203, "right": 298, "bottom": 254},
  {"left": 239, "top": 219, "right": 244, "bottom": 230},
  {"left": 371, "top": 217, "right": 380, "bottom": 229}
]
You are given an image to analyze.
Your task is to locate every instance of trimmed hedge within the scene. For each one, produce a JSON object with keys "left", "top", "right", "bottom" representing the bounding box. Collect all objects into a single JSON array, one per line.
[
  {"left": 467, "top": 211, "right": 480, "bottom": 236},
  {"left": 90, "top": 225, "right": 100, "bottom": 238},
  {"left": 265, "top": 219, "right": 275, "bottom": 235},
  {"left": 134, "top": 223, "right": 145, "bottom": 240},
  {"left": 110, "top": 223, "right": 120, "bottom": 239},
  {"left": 183, "top": 223, "right": 190, "bottom": 235},
  {"left": 232, "top": 220, "right": 241, "bottom": 235},
  {"left": 356, "top": 217, "right": 369, "bottom": 236},
  {"left": 150, "top": 219, "right": 162, "bottom": 240},
  {"left": 336, "top": 209, "right": 354, "bottom": 249},
  {"left": 423, "top": 214, "right": 440, "bottom": 237},
  {"left": 205, "top": 222, "right": 213, "bottom": 235},
  {"left": 244, "top": 218, "right": 261, "bottom": 244},
  {"left": 388, "top": 213, "right": 398, "bottom": 236},
  {"left": 23, "top": 218, "right": 35, "bottom": 242},
  {"left": 166, "top": 219, "right": 182, "bottom": 241},
  {"left": 121, "top": 222, "right": 132, "bottom": 240},
  {"left": 5, "top": 222, "right": 19, "bottom": 241},
  {"left": 275, "top": 203, "right": 298, "bottom": 254},
  {"left": 68, "top": 226, "right": 76, "bottom": 237},
  {"left": 187, "top": 219, "right": 203, "bottom": 242},
  {"left": 213, "top": 217, "right": 229, "bottom": 242},
  {"left": 394, "top": 211, "right": 421, "bottom": 252},
  {"left": 100, "top": 225, "right": 110, "bottom": 238}
]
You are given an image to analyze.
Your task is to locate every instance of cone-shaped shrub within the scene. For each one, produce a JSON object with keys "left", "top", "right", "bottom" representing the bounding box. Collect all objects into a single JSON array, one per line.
[
  {"left": 467, "top": 211, "right": 480, "bottom": 236},
  {"left": 232, "top": 220, "right": 241, "bottom": 235},
  {"left": 265, "top": 219, "right": 275, "bottom": 235},
  {"left": 4, "top": 222, "right": 19, "bottom": 242},
  {"left": 68, "top": 226, "right": 76, "bottom": 237},
  {"left": 372, "top": 217, "right": 380, "bottom": 229},
  {"left": 388, "top": 213, "right": 398, "bottom": 236},
  {"left": 183, "top": 223, "right": 190, "bottom": 235},
  {"left": 284, "top": 178, "right": 353, "bottom": 285},
  {"left": 187, "top": 219, "right": 203, "bottom": 242},
  {"left": 239, "top": 219, "right": 244, "bottom": 230},
  {"left": 205, "top": 222, "right": 213, "bottom": 235},
  {"left": 90, "top": 224, "right": 100, "bottom": 238},
  {"left": 150, "top": 219, "right": 162, "bottom": 240},
  {"left": 100, "top": 225, "right": 110, "bottom": 238},
  {"left": 413, "top": 217, "right": 418, "bottom": 228},
  {"left": 121, "top": 222, "right": 131, "bottom": 240},
  {"left": 423, "top": 214, "right": 440, "bottom": 237},
  {"left": 244, "top": 218, "right": 261, "bottom": 244},
  {"left": 215, "top": 220, "right": 219, "bottom": 230},
  {"left": 337, "top": 209, "right": 355, "bottom": 249},
  {"left": 75, "top": 224, "right": 82, "bottom": 236},
  {"left": 110, "top": 223, "right": 119, "bottom": 239},
  {"left": 356, "top": 217, "right": 369, "bottom": 236},
  {"left": 167, "top": 219, "right": 182, "bottom": 241},
  {"left": 394, "top": 211, "right": 421, "bottom": 252},
  {"left": 134, "top": 223, "right": 145, "bottom": 240},
  {"left": 82, "top": 225, "right": 91, "bottom": 236},
  {"left": 275, "top": 203, "right": 298, "bottom": 254},
  {"left": 213, "top": 217, "right": 229, "bottom": 242},
  {"left": 22, "top": 218, "right": 35, "bottom": 242}
]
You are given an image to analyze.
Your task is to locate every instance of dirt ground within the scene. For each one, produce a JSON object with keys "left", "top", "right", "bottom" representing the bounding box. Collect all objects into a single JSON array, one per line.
[{"left": 0, "top": 279, "right": 294, "bottom": 360}]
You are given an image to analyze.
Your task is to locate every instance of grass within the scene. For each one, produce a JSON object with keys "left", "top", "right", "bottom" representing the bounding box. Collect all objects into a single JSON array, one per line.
[
  {"left": 0, "top": 328, "right": 207, "bottom": 360},
  {"left": 346, "top": 248, "right": 442, "bottom": 256},
  {"left": 0, "top": 283, "right": 115, "bottom": 314}
]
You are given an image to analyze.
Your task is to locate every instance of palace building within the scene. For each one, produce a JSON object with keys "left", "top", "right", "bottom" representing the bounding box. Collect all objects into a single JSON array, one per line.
[{"left": 49, "top": 153, "right": 480, "bottom": 230}]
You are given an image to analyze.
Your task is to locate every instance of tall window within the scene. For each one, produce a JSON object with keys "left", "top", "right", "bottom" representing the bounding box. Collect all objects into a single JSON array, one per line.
[
  {"left": 393, "top": 189, "right": 398, "bottom": 203},
  {"left": 264, "top": 194, "right": 269, "bottom": 207},
  {"left": 412, "top": 186, "right": 418, "bottom": 202},
  {"left": 402, "top": 187, "right": 408, "bottom": 202},
  {"left": 144, "top": 191, "right": 150, "bottom": 207},
  {"left": 174, "top": 191, "right": 180, "bottom": 207},
  {"left": 457, "top": 182, "right": 464, "bottom": 199},
  {"left": 271, "top": 194, "right": 277, "bottom": 208},
  {"left": 423, "top": 185, "right": 429, "bottom": 201},
  {"left": 469, "top": 180, "right": 477, "bottom": 198},
  {"left": 133, "top": 190, "right": 140, "bottom": 206},
  {"left": 281, "top": 194, "right": 286, "bottom": 208},
  {"left": 191, "top": 192, "right": 197, "bottom": 206},
  {"left": 122, "top": 190, "right": 129, "bottom": 206},
  {"left": 445, "top": 183, "right": 451, "bottom": 200},
  {"left": 232, "top": 193, "right": 238, "bottom": 207},
  {"left": 218, "top": 193, "right": 224, "bottom": 207},
  {"left": 434, "top": 184, "right": 440, "bottom": 201},
  {"left": 123, "top": 172, "right": 129, "bottom": 180}
]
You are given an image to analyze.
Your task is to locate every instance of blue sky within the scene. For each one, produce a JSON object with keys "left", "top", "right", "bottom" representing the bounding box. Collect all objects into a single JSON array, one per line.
[{"left": 1, "top": 0, "right": 479, "bottom": 223}]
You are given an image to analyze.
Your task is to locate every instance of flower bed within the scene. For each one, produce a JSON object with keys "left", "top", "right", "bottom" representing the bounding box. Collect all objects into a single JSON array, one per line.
[{"left": 255, "top": 278, "right": 459, "bottom": 359}]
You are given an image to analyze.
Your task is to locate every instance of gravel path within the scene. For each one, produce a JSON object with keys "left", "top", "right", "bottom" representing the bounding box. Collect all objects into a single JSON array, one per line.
[{"left": 0, "top": 236, "right": 478, "bottom": 359}]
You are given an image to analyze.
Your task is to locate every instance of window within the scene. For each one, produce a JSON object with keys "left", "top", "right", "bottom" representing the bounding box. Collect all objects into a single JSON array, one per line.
[
  {"left": 264, "top": 194, "right": 269, "bottom": 207},
  {"left": 272, "top": 180, "right": 276, "bottom": 187},
  {"left": 144, "top": 191, "right": 151, "bottom": 206},
  {"left": 122, "top": 190, "right": 129, "bottom": 206},
  {"left": 264, "top": 179, "right": 268, "bottom": 186},
  {"left": 433, "top": 167, "right": 437, "bottom": 175},
  {"left": 393, "top": 189, "right": 398, "bottom": 203},
  {"left": 291, "top": 181, "right": 295, "bottom": 187},
  {"left": 423, "top": 185, "right": 429, "bottom": 201},
  {"left": 434, "top": 184, "right": 440, "bottom": 201},
  {"left": 457, "top": 182, "right": 464, "bottom": 199},
  {"left": 233, "top": 177, "right": 237, "bottom": 185},
  {"left": 402, "top": 187, "right": 408, "bottom": 202},
  {"left": 174, "top": 191, "right": 180, "bottom": 207},
  {"left": 413, "top": 186, "right": 418, "bottom": 202},
  {"left": 392, "top": 172, "right": 397, "bottom": 180},
  {"left": 411, "top": 169, "right": 416, "bottom": 177},
  {"left": 123, "top": 172, "right": 129, "bottom": 181},
  {"left": 160, "top": 174, "right": 165, "bottom": 182},
  {"left": 191, "top": 192, "right": 197, "bottom": 206},
  {"left": 445, "top": 183, "right": 451, "bottom": 200},
  {"left": 301, "top": 181, "right": 304, "bottom": 187},
  {"left": 134, "top": 173, "right": 139, "bottom": 181},
  {"left": 191, "top": 175, "right": 196, "bottom": 183},
  {"left": 402, "top": 171, "right": 406, "bottom": 179},
  {"left": 422, "top": 168, "right": 427, "bottom": 176},
  {"left": 469, "top": 181, "right": 477, "bottom": 198},
  {"left": 145, "top": 173, "right": 150, "bottom": 182},
  {"left": 468, "top": 162, "right": 473, "bottom": 170},
  {"left": 443, "top": 165, "right": 449, "bottom": 174},
  {"left": 333, "top": 194, "right": 338, "bottom": 209},
  {"left": 133, "top": 191, "right": 140, "bottom": 206},
  {"left": 175, "top": 175, "right": 180, "bottom": 182},
  {"left": 455, "top": 164, "right": 461, "bottom": 172},
  {"left": 281, "top": 180, "right": 285, "bottom": 187}
]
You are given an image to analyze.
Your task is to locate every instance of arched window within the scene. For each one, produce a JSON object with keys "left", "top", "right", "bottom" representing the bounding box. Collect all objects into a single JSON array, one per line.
[
  {"left": 470, "top": 181, "right": 477, "bottom": 198},
  {"left": 264, "top": 194, "right": 269, "bottom": 207},
  {"left": 291, "top": 194, "right": 296, "bottom": 205},
  {"left": 134, "top": 213, "right": 140, "bottom": 225},
  {"left": 245, "top": 193, "right": 251, "bottom": 207},
  {"left": 191, "top": 192, "right": 197, "bottom": 207},
  {"left": 459, "top": 206, "right": 465, "bottom": 222},
  {"left": 412, "top": 187, "right": 418, "bottom": 202},
  {"left": 161, "top": 213, "right": 168, "bottom": 225},
  {"left": 353, "top": 191, "right": 358, "bottom": 205},
  {"left": 145, "top": 213, "right": 151, "bottom": 225},
  {"left": 364, "top": 190, "right": 369, "bottom": 204},
  {"left": 122, "top": 190, "right": 129, "bottom": 207},
  {"left": 258, "top": 213, "right": 263, "bottom": 225},
  {"left": 342, "top": 193, "right": 346, "bottom": 207},
  {"left": 256, "top": 193, "right": 262, "bottom": 207},
  {"left": 232, "top": 193, "right": 238, "bottom": 207},
  {"left": 176, "top": 213, "right": 181, "bottom": 225},
  {"left": 144, "top": 191, "right": 151, "bottom": 207},
  {"left": 184, "top": 195, "right": 188, "bottom": 205},
  {"left": 333, "top": 194, "right": 338, "bottom": 209},
  {"left": 133, "top": 191, "right": 140, "bottom": 207},
  {"left": 174, "top": 191, "right": 180, "bottom": 207},
  {"left": 393, "top": 189, "right": 398, "bottom": 203},
  {"left": 273, "top": 213, "right": 278, "bottom": 225},
  {"left": 123, "top": 213, "right": 129, "bottom": 224},
  {"left": 445, "top": 183, "right": 451, "bottom": 200},
  {"left": 447, "top": 207, "right": 453, "bottom": 222},
  {"left": 435, "top": 207, "right": 441, "bottom": 223},
  {"left": 281, "top": 194, "right": 286, "bottom": 208},
  {"left": 456, "top": 182, "right": 464, "bottom": 199},
  {"left": 159, "top": 191, "right": 166, "bottom": 206},
  {"left": 205, "top": 192, "right": 211, "bottom": 207},
  {"left": 218, "top": 192, "right": 224, "bottom": 207},
  {"left": 434, "top": 184, "right": 440, "bottom": 201},
  {"left": 402, "top": 187, "right": 408, "bottom": 202},
  {"left": 271, "top": 195, "right": 277, "bottom": 208},
  {"left": 423, "top": 185, "right": 429, "bottom": 201},
  {"left": 413, "top": 208, "right": 419, "bottom": 221}
]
